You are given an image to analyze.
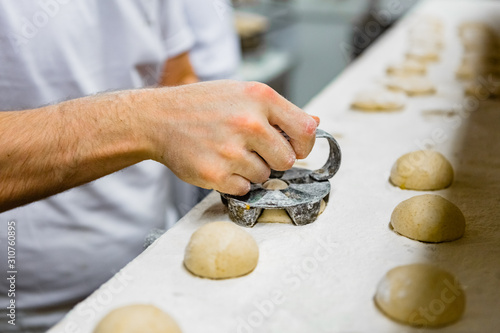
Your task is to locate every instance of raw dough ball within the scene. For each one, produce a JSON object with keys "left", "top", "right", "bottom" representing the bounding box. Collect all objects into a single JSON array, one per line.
[
  {"left": 406, "top": 46, "right": 440, "bottom": 62},
  {"left": 459, "top": 22, "right": 499, "bottom": 52},
  {"left": 234, "top": 12, "right": 268, "bottom": 38},
  {"left": 375, "top": 264, "right": 466, "bottom": 327},
  {"left": 408, "top": 21, "right": 444, "bottom": 51},
  {"left": 386, "top": 77, "right": 436, "bottom": 96},
  {"left": 409, "top": 36, "right": 444, "bottom": 51},
  {"left": 351, "top": 89, "right": 406, "bottom": 111},
  {"left": 456, "top": 54, "right": 500, "bottom": 79},
  {"left": 184, "top": 221, "right": 259, "bottom": 279},
  {"left": 458, "top": 22, "right": 494, "bottom": 39},
  {"left": 408, "top": 15, "right": 444, "bottom": 35},
  {"left": 94, "top": 304, "right": 181, "bottom": 333},
  {"left": 386, "top": 59, "right": 427, "bottom": 77},
  {"left": 257, "top": 200, "right": 326, "bottom": 224},
  {"left": 390, "top": 150, "right": 454, "bottom": 190},
  {"left": 391, "top": 194, "right": 465, "bottom": 242},
  {"left": 262, "top": 179, "right": 288, "bottom": 190},
  {"left": 455, "top": 62, "right": 486, "bottom": 80},
  {"left": 465, "top": 80, "right": 500, "bottom": 98}
]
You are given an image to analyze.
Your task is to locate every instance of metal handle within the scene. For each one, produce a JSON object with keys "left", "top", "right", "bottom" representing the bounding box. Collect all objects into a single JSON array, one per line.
[{"left": 309, "top": 128, "right": 342, "bottom": 181}]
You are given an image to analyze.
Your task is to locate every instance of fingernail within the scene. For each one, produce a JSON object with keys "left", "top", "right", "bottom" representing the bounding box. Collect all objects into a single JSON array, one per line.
[
  {"left": 305, "top": 116, "right": 319, "bottom": 135},
  {"left": 311, "top": 115, "right": 320, "bottom": 126}
]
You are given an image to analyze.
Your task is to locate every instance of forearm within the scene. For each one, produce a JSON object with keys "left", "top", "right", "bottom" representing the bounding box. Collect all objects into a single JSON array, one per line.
[
  {"left": 0, "top": 90, "right": 152, "bottom": 212},
  {"left": 0, "top": 80, "right": 318, "bottom": 213}
]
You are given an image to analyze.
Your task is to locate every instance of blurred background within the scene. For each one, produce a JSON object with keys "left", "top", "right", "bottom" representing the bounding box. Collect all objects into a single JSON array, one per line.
[{"left": 233, "top": 0, "right": 418, "bottom": 107}]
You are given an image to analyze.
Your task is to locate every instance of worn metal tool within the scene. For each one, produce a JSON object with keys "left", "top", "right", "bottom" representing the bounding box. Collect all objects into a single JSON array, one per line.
[{"left": 221, "top": 128, "right": 341, "bottom": 227}]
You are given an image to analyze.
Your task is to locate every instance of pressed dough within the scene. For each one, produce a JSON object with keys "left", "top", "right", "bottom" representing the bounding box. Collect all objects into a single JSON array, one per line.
[
  {"left": 459, "top": 22, "right": 499, "bottom": 52},
  {"left": 385, "top": 77, "right": 436, "bottom": 96},
  {"left": 184, "top": 221, "right": 259, "bottom": 279},
  {"left": 455, "top": 62, "right": 488, "bottom": 80},
  {"left": 93, "top": 304, "right": 181, "bottom": 333},
  {"left": 465, "top": 80, "right": 500, "bottom": 98},
  {"left": 262, "top": 178, "right": 288, "bottom": 190},
  {"left": 408, "top": 15, "right": 444, "bottom": 34},
  {"left": 351, "top": 89, "right": 406, "bottom": 111},
  {"left": 409, "top": 36, "right": 444, "bottom": 51},
  {"left": 390, "top": 150, "right": 454, "bottom": 190},
  {"left": 257, "top": 199, "right": 326, "bottom": 224},
  {"left": 391, "top": 194, "right": 465, "bottom": 242},
  {"left": 386, "top": 59, "right": 427, "bottom": 77},
  {"left": 406, "top": 46, "right": 440, "bottom": 62},
  {"left": 456, "top": 55, "right": 500, "bottom": 79},
  {"left": 375, "top": 264, "right": 466, "bottom": 327}
]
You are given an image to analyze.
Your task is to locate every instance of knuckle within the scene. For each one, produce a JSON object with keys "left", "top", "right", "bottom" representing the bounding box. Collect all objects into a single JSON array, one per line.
[
  {"left": 243, "top": 117, "right": 266, "bottom": 135},
  {"left": 220, "top": 144, "right": 243, "bottom": 161},
  {"left": 199, "top": 166, "right": 223, "bottom": 185},
  {"left": 198, "top": 168, "right": 214, "bottom": 184},
  {"left": 228, "top": 114, "right": 266, "bottom": 136},
  {"left": 244, "top": 81, "right": 277, "bottom": 100}
]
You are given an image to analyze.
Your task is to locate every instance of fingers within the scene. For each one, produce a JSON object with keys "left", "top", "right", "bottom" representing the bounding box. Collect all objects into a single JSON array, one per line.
[
  {"left": 159, "top": 81, "right": 321, "bottom": 198},
  {"left": 268, "top": 101, "right": 318, "bottom": 159},
  {"left": 197, "top": 148, "right": 270, "bottom": 195},
  {"left": 311, "top": 115, "right": 321, "bottom": 126},
  {"left": 218, "top": 174, "right": 251, "bottom": 196},
  {"left": 196, "top": 162, "right": 252, "bottom": 196},
  {"left": 233, "top": 151, "right": 271, "bottom": 184},
  {"left": 247, "top": 125, "right": 296, "bottom": 171},
  {"left": 244, "top": 81, "right": 319, "bottom": 159}
]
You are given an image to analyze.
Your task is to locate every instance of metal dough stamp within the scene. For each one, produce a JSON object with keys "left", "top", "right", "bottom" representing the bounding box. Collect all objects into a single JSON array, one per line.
[{"left": 221, "top": 129, "right": 341, "bottom": 227}]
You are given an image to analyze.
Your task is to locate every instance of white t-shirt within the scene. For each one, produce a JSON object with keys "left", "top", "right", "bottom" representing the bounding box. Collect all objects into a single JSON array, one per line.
[
  {"left": 184, "top": 0, "right": 241, "bottom": 81},
  {"left": 0, "top": 1, "right": 193, "bottom": 331}
]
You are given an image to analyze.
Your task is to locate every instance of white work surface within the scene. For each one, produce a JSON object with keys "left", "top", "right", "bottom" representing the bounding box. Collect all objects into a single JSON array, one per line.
[{"left": 51, "top": 1, "right": 500, "bottom": 332}]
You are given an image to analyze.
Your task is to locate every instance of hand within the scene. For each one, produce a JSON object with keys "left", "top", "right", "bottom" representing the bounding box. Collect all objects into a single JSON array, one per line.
[{"left": 142, "top": 80, "right": 319, "bottom": 196}]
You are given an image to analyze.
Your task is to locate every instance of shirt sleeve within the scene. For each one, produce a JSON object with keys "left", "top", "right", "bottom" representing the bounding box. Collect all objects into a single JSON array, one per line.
[{"left": 159, "top": 0, "right": 195, "bottom": 58}]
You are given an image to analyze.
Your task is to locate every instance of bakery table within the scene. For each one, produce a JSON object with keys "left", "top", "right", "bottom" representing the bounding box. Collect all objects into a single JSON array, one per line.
[{"left": 50, "top": 0, "right": 500, "bottom": 332}]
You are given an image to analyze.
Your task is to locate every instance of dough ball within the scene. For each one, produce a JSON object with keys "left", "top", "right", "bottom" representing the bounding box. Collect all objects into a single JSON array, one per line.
[
  {"left": 459, "top": 22, "right": 499, "bottom": 52},
  {"left": 351, "top": 89, "right": 406, "bottom": 111},
  {"left": 391, "top": 194, "right": 465, "bottom": 242},
  {"left": 386, "top": 60, "right": 427, "bottom": 77},
  {"left": 234, "top": 12, "right": 268, "bottom": 38},
  {"left": 408, "top": 15, "right": 444, "bottom": 34},
  {"left": 257, "top": 200, "right": 326, "bottom": 224},
  {"left": 456, "top": 54, "right": 500, "bottom": 79},
  {"left": 386, "top": 77, "right": 436, "bottom": 96},
  {"left": 455, "top": 62, "right": 484, "bottom": 80},
  {"left": 406, "top": 46, "right": 440, "bottom": 62},
  {"left": 94, "top": 304, "right": 181, "bottom": 333},
  {"left": 409, "top": 36, "right": 444, "bottom": 51},
  {"left": 390, "top": 150, "right": 454, "bottom": 190},
  {"left": 184, "top": 221, "right": 259, "bottom": 279},
  {"left": 262, "top": 179, "right": 288, "bottom": 190},
  {"left": 459, "top": 22, "right": 494, "bottom": 39},
  {"left": 375, "top": 264, "right": 466, "bottom": 327},
  {"left": 408, "top": 19, "right": 444, "bottom": 51},
  {"left": 465, "top": 80, "right": 500, "bottom": 98}
]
